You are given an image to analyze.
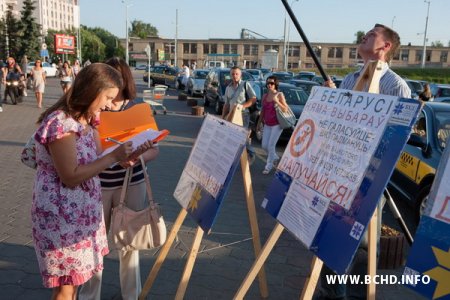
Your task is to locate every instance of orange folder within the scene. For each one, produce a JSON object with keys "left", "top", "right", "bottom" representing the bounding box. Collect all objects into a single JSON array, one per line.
[{"left": 98, "top": 103, "right": 169, "bottom": 149}]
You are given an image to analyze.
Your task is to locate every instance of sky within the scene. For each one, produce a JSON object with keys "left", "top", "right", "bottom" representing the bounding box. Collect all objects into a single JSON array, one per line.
[{"left": 81, "top": 0, "right": 450, "bottom": 47}]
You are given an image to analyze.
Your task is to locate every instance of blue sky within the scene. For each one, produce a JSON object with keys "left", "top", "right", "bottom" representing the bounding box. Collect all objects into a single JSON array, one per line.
[{"left": 81, "top": 0, "right": 450, "bottom": 46}]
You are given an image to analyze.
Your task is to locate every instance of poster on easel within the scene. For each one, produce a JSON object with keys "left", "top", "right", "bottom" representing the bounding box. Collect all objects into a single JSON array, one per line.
[
  {"left": 174, "top": 114, "right": 248, "bottom": 232},
  {"left": 262, "top": 86, "right": 420, "bottom": 274},
  {"left": 403, "top": 137, "right": 450, "bottom": 299}
]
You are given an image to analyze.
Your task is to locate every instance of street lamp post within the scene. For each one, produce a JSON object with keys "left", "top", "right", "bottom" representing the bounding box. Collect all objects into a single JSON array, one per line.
[
  {"left": 391, "top": 16, "right": 396, "bottom": 29},
  {"left": 122, "top": 0, "right": 132, "bottom": 65},
  {"left": 283, "top": 0, "right": 299, "bottom": 71},
  {"left": 421, "top": 0, "right": 431, "bottom": 69}
]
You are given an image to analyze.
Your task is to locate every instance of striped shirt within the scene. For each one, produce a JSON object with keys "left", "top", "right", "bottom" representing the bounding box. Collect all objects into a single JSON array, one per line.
[
  {"left": 340, "top": 63, "right": 411, "bottom": 98},
  {"left": 99, "top": 162, "right": 145, "bottom": 190}
]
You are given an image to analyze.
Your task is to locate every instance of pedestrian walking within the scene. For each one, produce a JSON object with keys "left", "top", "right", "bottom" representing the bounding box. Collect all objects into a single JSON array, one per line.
[
  {"left": 221, "top": 66, "right": 257, "bottom": 163},
  {"left": 59, "top": 61, "right": 73, "bottom": 93},
  {"left": 78, "top": 57, "right": 159, "bottom": 300},
  {"left": 258, "top": 75, "right": 288, "bottom": 174},
  {"left": 30, "top": 60, "right": 46, "bottom": 108}
]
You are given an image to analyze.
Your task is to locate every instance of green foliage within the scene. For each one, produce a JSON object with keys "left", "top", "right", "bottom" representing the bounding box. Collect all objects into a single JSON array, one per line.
[
  {"left": 431, "top": 41, "right": 444, "bottom": 48},
  {"left": 18, "top": 0, "right": 41, "bottom": 59},
  {"left": 90, "top": 27, "right": 125, "bottom": 59},
  {"left": 354, "top": 31, "right": 365, "bottom": 44},
  {"left": 2, "top": 5, "right": 22, "bottom": 58},
  {"left": 80, "top": 27, "right": 106, "bottom": 62},
  {"left": 129, "top": 20, "right": 158, "bottom": 39}
]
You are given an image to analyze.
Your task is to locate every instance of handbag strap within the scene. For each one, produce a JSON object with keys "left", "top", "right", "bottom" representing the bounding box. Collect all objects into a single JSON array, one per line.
[
  {"left": 139, "top": 155, "right": 156, "bottom": 206},
  {"left": 118, "top": 167, "right": 132, "bottom": 206}
]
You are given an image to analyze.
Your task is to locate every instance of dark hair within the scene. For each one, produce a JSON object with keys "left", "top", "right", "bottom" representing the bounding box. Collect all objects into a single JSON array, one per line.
[
  {"left": 266, "top": 75, "right": 279, "bottom": 90},
  {"left": 38, "top": 63, "right": 123, "bottom": 123},
  {"left": 374, "top": 23, "right": 400, "bottom": 62},
  {"left": 105, "top": 57, "right": 136, "bottom": 101},
  {"left": 231, "top": 66, "right": 241, "bottom": 72}
]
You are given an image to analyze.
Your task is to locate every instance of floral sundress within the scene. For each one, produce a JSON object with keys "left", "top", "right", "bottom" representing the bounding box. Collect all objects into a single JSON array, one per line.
[{"left": 31, "top": 110, "right": 109, "bottom": 288}]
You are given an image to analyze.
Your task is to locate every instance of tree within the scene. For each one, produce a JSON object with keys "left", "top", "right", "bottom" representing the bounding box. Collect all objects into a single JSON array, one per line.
[
  {"left": 354, "top": 31, "right": 365, "bottom": 44},
  {"left": 90, "top": 27, "right": 125, "bottom": 59},
  {"left": 129, "top": 20, "right": 158, "bottom": 39},
  {"left": 80, "top": 26, "right": 106, "bottom": 62},
  {"left": 18, "top": 0, "right": 41, "bottom": 59},
  {"left": 431, "top": 40, "right": 444, "bottom": 47},
  {"left": 1, "top": 5, "right": 22, "bottom": 58},
  {"left": 44, "top": 29, "right": 79, "bottom": 63}
]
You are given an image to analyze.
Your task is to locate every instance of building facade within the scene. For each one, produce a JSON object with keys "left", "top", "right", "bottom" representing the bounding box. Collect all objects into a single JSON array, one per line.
[
  {"left": 125, "top": 37, "right": 450, "bottom": 70},
  {"left": 0, "top": 0, "right": 79, "bottom": 35}
]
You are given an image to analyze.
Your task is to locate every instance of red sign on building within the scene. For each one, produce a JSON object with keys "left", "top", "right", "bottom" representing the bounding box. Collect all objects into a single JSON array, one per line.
[{"left": 54, "top": 34, "right": 76, "bottom": 54}]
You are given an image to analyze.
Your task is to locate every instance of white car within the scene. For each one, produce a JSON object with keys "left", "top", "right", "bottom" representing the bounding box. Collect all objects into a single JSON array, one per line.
[{"left": 26, "top": 62, "right": 58, "bottom": 77}]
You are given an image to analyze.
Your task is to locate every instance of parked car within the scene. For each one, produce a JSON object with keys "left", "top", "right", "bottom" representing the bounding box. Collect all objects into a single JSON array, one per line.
[
  {"left": 135, "top": 64, "right": 148, "bottom": 71},
  {"left": 245, "top": 69, "right": 264, "bottom": 81},
  {"left": 434, "top": 97, "right": 450, "bottom": 104},
  {"left": 203, "top": 68, "right": 253, "bottom": 114},
  {"left": 405, "top": 79, "right": 424, "bottom": 99},
  {"left": 248, "top": 81, "right": 309, "bottom": 141},
  {"left": 263, "top": 71, "right": 293, "bottom": 82},
  {"left": 186, "top": 69, "right": 209, "bottom": 97},
  {"left": 388, "top": 102, "right": 450, "bottom": 222},
  {"left": 293, "top": 71, "right": 315, "bottom": 81},
  {"left": 143, "top": 65, "right": 179, "bottom": 88},
  {"left": 287, "top": 79, "right": 319, "bottom": 96},
  {"left": 430, "top": 83, "right": 450, "bottom": 98},
  {"left": 259, "top": 68, "right": 271, "bottom": 77},
  {"left": 26, "top": 61, "right": 58, "bottom": 77}
]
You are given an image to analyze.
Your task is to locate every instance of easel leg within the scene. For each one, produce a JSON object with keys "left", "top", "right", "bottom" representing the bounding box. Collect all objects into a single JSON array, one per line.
[
  {"left": 175, "top": 226, "right": 205, "bottom": 300},
  {"left": 367, "top": 208, "right": 378, "bottom": 300},
  {"left": 240, "top": 150, "right": 269, "bottom": 298},
  {"left": 234, "top": 223, "right": 285, "bottom": 300},
  {"left": 139, "top": 209, "right": 188, "bottom": 300},
  {"left": 299, "top": 256, "right": 324, "bottom": 300}
]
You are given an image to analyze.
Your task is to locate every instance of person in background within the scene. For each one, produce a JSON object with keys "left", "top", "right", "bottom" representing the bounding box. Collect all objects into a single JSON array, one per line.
[
  {"left": 221, "top": 66, "right": 257, "bottom": 164},
  {"left": 181, "top": 63, "right": 190, "bottom": 91},
  {"left": 78, "top": 57, "right": 159, "bottom": 300},
  {"left": 257, "top": 75, "right": 288, "bottom": 174},
  {"left": 317, "top": 23, "right": 411, "bottom": 300},
  {"left": 2, "top": 57, "right": 23, "bottom": 104},
  {"left": 73, "top": 59, "right": 81, "bottom": 77},
  {"left": 59, "top": 61, "right": 73, "bottom": 93},
  {"left": 21, "top": 55, "right": 28, "bottom": 97},
  {"left": 30, "top": 60, "right": 46, "bottom": 108},
  {"left": 419, "top": 83, "right": 432, "bottom": 102},
  {"left": 31, "top": 63, "right": 141, "bottom": 300}
]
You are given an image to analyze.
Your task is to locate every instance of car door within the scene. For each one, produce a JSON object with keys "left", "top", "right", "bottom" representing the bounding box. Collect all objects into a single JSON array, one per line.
[{"left": 164, "top": 67, "right": 177, "bottom": 88}]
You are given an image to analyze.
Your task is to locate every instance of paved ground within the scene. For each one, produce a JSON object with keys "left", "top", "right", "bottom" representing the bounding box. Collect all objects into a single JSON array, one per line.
[{"left": 0, "top": 71, "right": 425, "bottom": 299}]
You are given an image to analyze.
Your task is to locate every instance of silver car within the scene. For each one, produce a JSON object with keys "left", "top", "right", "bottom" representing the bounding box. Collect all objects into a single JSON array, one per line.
[{"left": 186, "top": 69, "right": 209, "bottom": 97}]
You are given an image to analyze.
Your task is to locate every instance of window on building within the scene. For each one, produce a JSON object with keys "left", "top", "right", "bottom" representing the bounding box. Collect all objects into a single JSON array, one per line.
[
  {"left": 164, "top": 42, "right": 175, "bottom": 54},
  {"left": 203, "top": 43, "right": 210, "bottom": 54},
  {"left": 288, "top": 46, "right": 300, "bottom": 57},
  {"left": 327, "top": 47, "right": 343, "bottom": 58},
  {"left": 349, "top": 48, "right": 357, "bottom": 59},
  {"left": 440, "top": 51, "right": 448, "bottom": 63},
  {"left": 190, "top": 43, "right": 197, "bottom": 54},
  {"left": 183, "top": 43, "right": 190, "bottom": 54},
  {"left": 415, "top": 50, "right": 431, "bottom": 62},
  {"left": 244, "top": 44, "right": 258, "bottom": 55},
  {"left": 224, "top": 44, "right": 238, "bottom": 54},
  {"left": 264, "top": 45, "right": 279, "bottom": 52},
  {"left": 401, "top": 49, "right": 409, "bottom": 61},
  {"left": 288, "top": 62, "right": 299, "bottom": 69}
]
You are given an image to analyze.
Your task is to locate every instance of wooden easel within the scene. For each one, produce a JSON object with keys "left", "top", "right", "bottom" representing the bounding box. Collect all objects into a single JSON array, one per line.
[
  {"left": 234, "top": 61, "right": 385, "bottom": 300},
  {"left": 139, "top": 105, "right": 269, "bottom": 300}
]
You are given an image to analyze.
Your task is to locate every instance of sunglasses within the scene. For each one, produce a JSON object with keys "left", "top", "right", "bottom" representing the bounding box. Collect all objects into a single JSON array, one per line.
[{"left": 266, "top": 82, "right": 275, "bottom": 85}]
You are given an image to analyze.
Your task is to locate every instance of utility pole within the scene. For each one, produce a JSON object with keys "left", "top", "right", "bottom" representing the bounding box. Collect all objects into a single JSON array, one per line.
[
  {"left": 421, "top": 0, "right": 431, "bottom": 69},
  {"left": 174, "top": 9, "right": 178, "bottom": 67},
  {"left": 122, "top": 0, "right": 132, "bottom": 65}
]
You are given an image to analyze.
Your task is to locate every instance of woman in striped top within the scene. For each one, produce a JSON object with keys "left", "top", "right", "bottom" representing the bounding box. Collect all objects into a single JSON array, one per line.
[{"left": 79, "top": 57, "right": 159, "bottom": 300}]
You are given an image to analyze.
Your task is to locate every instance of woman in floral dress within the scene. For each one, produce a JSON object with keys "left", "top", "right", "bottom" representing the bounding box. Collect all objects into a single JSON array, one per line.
[{"left": 31, "top": 63, "right": 140, "bottom": 299}]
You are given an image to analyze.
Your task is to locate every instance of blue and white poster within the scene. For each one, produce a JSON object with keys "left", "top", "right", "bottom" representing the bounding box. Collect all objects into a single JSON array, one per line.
[
  {"left": 262, "top": 86, "right": 420, "bottom": 274},
  {"left": 404, "top": 138, "right": 450, "bottom": 299},
  {"left": 174, "top": 114, "right": 248, "bottom": 232}
]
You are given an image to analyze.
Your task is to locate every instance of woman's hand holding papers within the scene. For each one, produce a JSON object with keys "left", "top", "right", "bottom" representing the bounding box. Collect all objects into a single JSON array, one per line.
[
  {"left": 110, "top": 141, "right": 134, "bottom": 164},
  {"left": 119, "top": 140, "right": 155, "bottom": 168}
]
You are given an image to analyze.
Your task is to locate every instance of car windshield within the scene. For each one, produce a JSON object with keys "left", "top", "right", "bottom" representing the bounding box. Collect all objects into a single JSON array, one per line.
[
  {"left": 246, "top": 70, "right": 259, "bottom": 75},
  {"left": 279, "top": 86, "right": 309, "bottom": 106},
  {"left": 435, "top": 111, "right": 450, "bottom": 150},
  {"left": 407, "top": 81, "right": 423, "bottom": 93},
  {"left": 440, "top": 88, "right": 450, "bottom": 97},
  {"left": 194, "top": 71, "right": 208, "bottom": 79},
  {"left": 273, "top": 73, "right": 293, "bottom": 81}
]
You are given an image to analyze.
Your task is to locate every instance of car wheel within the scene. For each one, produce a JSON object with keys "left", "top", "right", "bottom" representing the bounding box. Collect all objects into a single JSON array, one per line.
[
  {"left": 415, "top": 185, "right": 431, "bottom": 224},
  {"left": 215, "top": 101, "right": 223, "bottom": 115}
]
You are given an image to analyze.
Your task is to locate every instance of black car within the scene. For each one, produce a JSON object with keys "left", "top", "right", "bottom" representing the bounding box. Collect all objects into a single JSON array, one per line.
[
  {"left": 263, "top": 71, "right": 293, "bottom": 82},
  {"left": 203, "top": 68, "right": 253, "bottom": 115},
  {"left": 388, "top": 102, "right": 450, "bottom": 221},
  {"left": 248, "top": 81, "right": 309, "bottom": 141},
  {"left": 143, "top": 65, "right": 179, "bottom": 88},
  {"left": 287, "top": 79, "right": 319, "bottom": 96}
]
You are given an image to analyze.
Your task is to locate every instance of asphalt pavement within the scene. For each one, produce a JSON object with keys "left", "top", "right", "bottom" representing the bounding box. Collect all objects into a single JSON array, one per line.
[{"left": 0, "top": 71, "right": 425, "bottom": 299}]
